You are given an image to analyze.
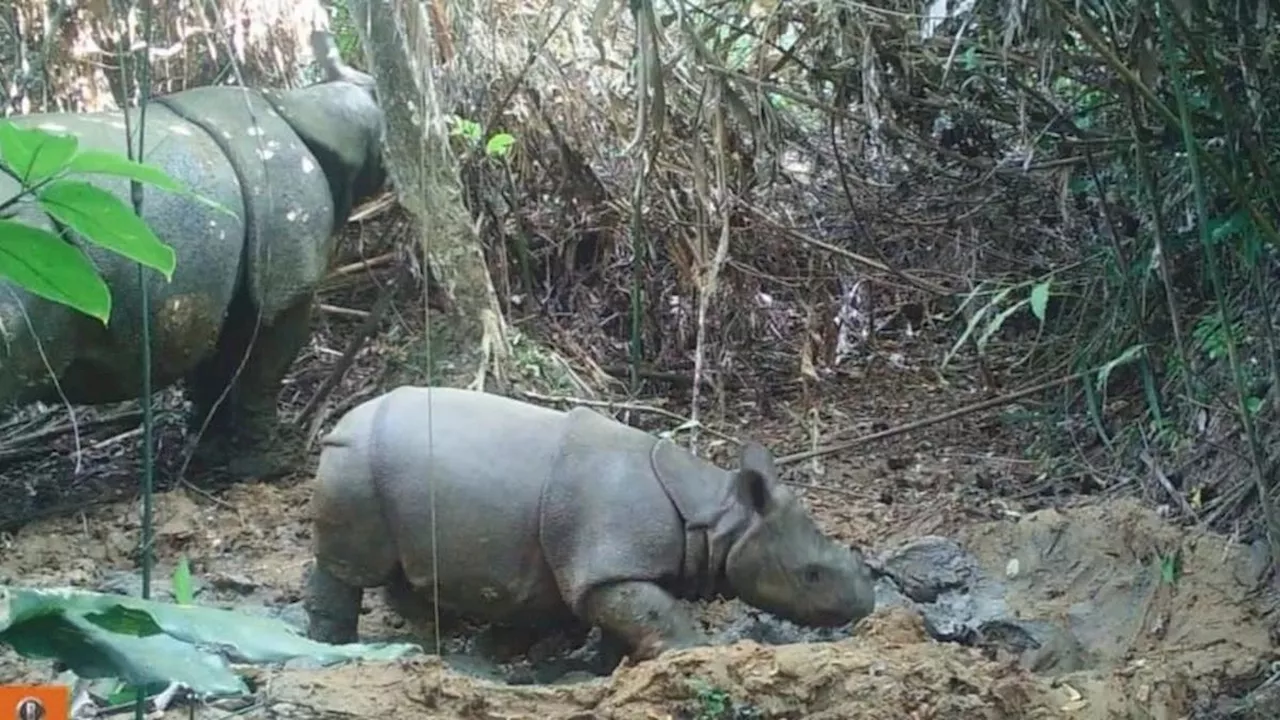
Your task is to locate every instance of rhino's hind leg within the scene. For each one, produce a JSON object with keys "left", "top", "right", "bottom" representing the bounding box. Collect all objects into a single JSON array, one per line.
[
  {"left": 381, "top": 567, "right": 467, "bottom": 637},
  {"left": 582, "top": 581, "right": 706, "bottom": 662},
  {"left": 305, "top": 562, "right": 364, "bottom": 644},
  {"left": 186, "top": 292, "right": 314, "bottom": 479}
]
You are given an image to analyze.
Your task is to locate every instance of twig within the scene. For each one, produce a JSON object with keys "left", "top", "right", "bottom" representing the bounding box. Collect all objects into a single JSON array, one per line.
[
  {"left": 600, "top": 364, "right": 719, "bottom": 388},
  {"left": 90, "top": 427, "right": 144, "bottom": 451},
  {"left": 778, "top": 371, "right": 1084, "bottom": 465},
  {"left": 741, "top": 201, "right": 952, "bottom": 297},
  {"left": 319, "top": 303, "right": 371, "bottom": 319},
  {"left": 295, "top": 266, "right": 407, "bottom": 428},
  {"left": 348, "top": 192, "right": 397, "bottom": 223},
  {"left": 0, "top": 408, "right": 144, "bottom": 463},
  {"left": 688, "top": 79, "right": 733, "bottom": 457},
  {"left": 328, "top": 251, "right": 397, "bottom": 278},
  {"left": 1138, "top": 448, "right": 1201, "bottom": 526}
]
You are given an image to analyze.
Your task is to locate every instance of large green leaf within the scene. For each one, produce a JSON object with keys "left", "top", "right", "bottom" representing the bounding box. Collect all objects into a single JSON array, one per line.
[
  {"left": 36, "top": 180, "right": 176, "bottom": 279},
  {"left": 0, "top": 219, "right": 111, "bottom": 323},
  {"left": 0, "top": 121, "right": 79, "bottom": 184},
  {"left": 63, "top": 150, "right": 186, "bottom": 193},
  {"left": 0, "top": 585, "right": 422, "bottom": 699},
  {"left": 63, "top": 150, "right": 237, "bottom": 218}
]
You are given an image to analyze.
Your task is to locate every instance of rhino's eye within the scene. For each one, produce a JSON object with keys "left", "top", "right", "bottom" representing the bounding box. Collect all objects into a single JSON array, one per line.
[{"left": 802, "top": 567, "right": 823, "bottom": 584}]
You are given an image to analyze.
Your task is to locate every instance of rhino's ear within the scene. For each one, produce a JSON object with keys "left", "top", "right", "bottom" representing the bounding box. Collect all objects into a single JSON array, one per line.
[
  {"left": 739, "top": 441, "right": 780, "bottom": 482},
  {"left": 732, "top": 469, "right": 778, "bottom": 516},
  {"left": 733, "top": 443, "right": 781, "bottom": 516},
  {"left": 311, "top": 30, "right": 377, "bottom": 91}
]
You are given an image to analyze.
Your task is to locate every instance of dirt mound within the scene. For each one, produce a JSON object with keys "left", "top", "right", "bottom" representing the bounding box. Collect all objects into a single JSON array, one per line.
[
  {"left": 960, "top": 499, "right": 1275, "bottom": 675},
  {"left": 3, "top": 475, "right": 1276, "bottom": 718},
  {"left": 255, "top": 609, "right": 1063, "bottom": 719},
  {"left": 952, "top": 499, "right": 1280, "bottom": 718}
]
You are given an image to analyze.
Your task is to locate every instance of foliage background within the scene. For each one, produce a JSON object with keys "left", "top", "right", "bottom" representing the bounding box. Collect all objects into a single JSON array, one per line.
[{"left": 4, "top": 0, "right": 1280, "bottom": 542}]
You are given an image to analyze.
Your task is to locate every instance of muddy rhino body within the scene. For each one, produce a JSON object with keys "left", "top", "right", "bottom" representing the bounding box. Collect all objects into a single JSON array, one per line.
[
  {"left": 305, "top": 386, "right": 877, "bottom": 660},
  {"left": 0, "top": 35, "right": 385, "bottom": 477}
]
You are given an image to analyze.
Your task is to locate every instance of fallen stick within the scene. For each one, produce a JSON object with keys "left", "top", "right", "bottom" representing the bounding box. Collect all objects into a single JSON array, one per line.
[
  {"left": 0, "top": 408, "right": 145, "bottom": 463},
  {"left": 319, "top": 303, "right": 371, "bottom": 319},
  {"left": 296, "top": 266, "right": 408, "bottom": 428},
  {"left": 328, "top": 251, "right": 397, "bottom": 278},
  {"left": 348, "top": 192, "right": 397, "bottom": 223},
  {"left": 777, "top": 371, "right": 1085, "bottom": 465}
]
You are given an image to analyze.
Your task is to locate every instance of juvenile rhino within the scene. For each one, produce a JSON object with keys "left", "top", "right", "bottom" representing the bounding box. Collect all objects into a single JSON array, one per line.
[
  {"left": 0, "top": 32, "right": 386, "bottom": 478},
  {"left": 304, "top": 386, "right": 877, "bottom": 660}
]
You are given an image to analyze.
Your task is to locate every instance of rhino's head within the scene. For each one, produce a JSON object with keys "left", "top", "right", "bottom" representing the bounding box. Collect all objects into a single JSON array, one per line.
[
  {"left": 264, "top": 31, "right": 388, "bottom": 226},
  {"left": 724, "top": 442, "right": 877, "bottom": 628}
]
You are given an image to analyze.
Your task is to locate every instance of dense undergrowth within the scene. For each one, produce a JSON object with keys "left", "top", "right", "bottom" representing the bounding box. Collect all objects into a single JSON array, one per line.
[
  {"left": 5, "top": 0, "right": 1280, "bottom": 543},
  {"left": 328, "top": 0, "right": 1280, "bottom": 543}
]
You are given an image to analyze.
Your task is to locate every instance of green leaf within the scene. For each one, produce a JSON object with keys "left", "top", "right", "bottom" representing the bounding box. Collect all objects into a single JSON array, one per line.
[
  {"left": 63, "top": 150, "right": 185, "bottom": 193},
  {"left": 1029, "top": 281, "right": 1051, "bottom": 322},
  {"left": 104, "top": 684, "right": 143, "bottom": 706},
  {"left": 486, "top": 132, "right": 516, "bottom": 158},
  {"left": 1159, "top": 550, "right": 1182, "bottom": 585},
  {"left": 36, "top": 180, "right": 176, "bottom": 279},
  {"left": 83, "top": 607, "right": 165, "bottom": 637},
  {"left": 448, "top": 116, "right": 482, "bottom": 143},
  {"left": 942, "top": 282, "right": 1015, "bottom": 369},
  {"left": 65, "top": 151, "right": 234, "bottom": 218},
  {"left": 0, "top": 121, "right": 79, "bottom": 184},
  {"left": 0, "top": 584, "right": 422, "bottom": 698},
  {"left": 1246, "top": 396, "right": 1263, "bottom": 415},
  {"left": 977, "top": 297, "right": 1029, "bottom": 348},
  {"left": 0, "top": 219, "right": 111, "bottom": 323},
  {"left": 172, "top": 557, "right": 194, "bottom": 606},
  {"left": 1095, "top": 344, "right": 1147, "bottom": 391}
]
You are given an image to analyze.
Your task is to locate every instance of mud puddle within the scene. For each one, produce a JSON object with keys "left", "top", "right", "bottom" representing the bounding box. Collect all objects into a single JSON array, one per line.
[{"left": 2, "top": 479, "right": 1277, "bottom": 718}]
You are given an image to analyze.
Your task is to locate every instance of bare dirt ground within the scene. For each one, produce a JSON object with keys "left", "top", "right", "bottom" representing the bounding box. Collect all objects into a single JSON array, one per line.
[{"left": 1, "top": 213, "right": 1278, "bottom": 719}]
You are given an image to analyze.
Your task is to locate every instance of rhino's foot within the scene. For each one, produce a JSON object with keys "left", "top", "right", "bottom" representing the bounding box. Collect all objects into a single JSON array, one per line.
[
  {"left": 582, "top": 580, "right": 707, "bottom": 663},
  {"left": 305, "top": 563, "right": 364, "bottom": 645},
  {"left": 186, "top": 421, "right": 302, "bottom": 481}
]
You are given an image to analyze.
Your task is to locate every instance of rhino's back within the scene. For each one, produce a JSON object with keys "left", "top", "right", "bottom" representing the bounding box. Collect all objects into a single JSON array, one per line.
[
  {"left": 156, "top": 86, "right": 338, "bottom": 319},
  {"left": 0, "top": 104, "right": 247, "bottom": 404},
  {"left": 371, "top": 386, "right": 574, "bottom": 626}
]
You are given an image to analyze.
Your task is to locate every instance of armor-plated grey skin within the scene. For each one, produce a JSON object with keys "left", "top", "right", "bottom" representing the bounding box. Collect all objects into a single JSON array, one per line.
[
  {"left": 0, "top": 40, "right": 386, "bottom": 478},
  {"left": 304, "top": 386, "right": 878, "bottom": 661}
]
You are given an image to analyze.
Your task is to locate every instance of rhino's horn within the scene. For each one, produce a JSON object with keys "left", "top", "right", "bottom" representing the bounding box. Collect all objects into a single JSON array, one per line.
[{"left": 310, "top": 30, "right": 376, "bottom": 90}]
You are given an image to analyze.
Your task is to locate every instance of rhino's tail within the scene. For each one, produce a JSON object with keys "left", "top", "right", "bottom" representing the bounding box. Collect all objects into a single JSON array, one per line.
[{"left": 311, "top": 395, "right": 400, "bottom": 587}]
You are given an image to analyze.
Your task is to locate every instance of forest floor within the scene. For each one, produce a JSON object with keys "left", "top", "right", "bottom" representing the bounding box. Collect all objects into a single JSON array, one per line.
[{"left": 1, "top": 207, "right": 1277, "bottom": 719}]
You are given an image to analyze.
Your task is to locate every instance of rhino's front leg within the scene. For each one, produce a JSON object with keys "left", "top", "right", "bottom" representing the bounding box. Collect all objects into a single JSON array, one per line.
[
  {"left": 582, "top": 581, "right": 706, "bottom": 662},
  {"left": 305, "top": 562, "right": 364, "bottom": 644}
]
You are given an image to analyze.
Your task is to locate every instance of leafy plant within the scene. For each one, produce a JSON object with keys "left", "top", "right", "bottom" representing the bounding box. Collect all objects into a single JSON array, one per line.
[
  {"left": 171, "top": 557, "right": 195, "bottom": 606},
  {"left": 325, "top": 0, "right": 363, "bottom": 66},
  {"left": 684, "top": 679, "right": 762, "bottom": 720},
  {"left": 447, "top": 114, "right": 518, "bottom": 159},
  {"left": 943, "top": 277, "right": 1054, "bottom": 368},
  {"left": 0, "top": 120, "right": 199, "bottom": 323}
]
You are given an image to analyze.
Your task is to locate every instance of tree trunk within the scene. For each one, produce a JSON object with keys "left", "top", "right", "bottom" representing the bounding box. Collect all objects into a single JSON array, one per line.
[{"left": 345, "top": 0, "right": 509, "bottom": 390}]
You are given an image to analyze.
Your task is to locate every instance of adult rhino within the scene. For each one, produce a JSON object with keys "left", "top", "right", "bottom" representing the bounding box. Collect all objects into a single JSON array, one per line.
[{"left": 0, "top": 32, "right": 387, "bottom": 478}]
